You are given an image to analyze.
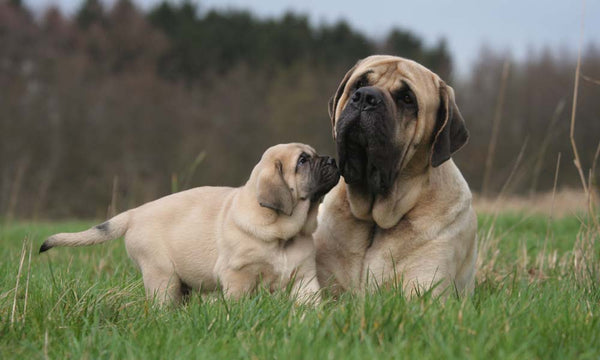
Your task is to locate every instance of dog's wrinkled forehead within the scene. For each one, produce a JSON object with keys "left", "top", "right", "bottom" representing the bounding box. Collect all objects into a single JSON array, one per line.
[
  {"left": 358, "top": 56, "right": 438, "bottom": 84},
  {"left": 342, "top": 56, "right": 441, "bottom": 109}
]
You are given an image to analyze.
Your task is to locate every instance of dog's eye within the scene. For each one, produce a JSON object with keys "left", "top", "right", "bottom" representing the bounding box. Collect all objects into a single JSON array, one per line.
[
  {"left": 354, "top": 79, "right": 366, "bottom": 89},
  {"left": 397, "top": 91, "right": 415, "bottom": 106}
]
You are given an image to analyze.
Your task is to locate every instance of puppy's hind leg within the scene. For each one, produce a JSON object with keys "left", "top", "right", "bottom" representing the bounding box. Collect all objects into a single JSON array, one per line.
[{"left": 139, "top": 264, "right": 185, "bottom": 306}]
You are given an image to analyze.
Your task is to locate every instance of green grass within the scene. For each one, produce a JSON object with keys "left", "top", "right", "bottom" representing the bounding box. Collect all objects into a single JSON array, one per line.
[{"left": 1, "top": 213, "right": 599, "bottom": 359}]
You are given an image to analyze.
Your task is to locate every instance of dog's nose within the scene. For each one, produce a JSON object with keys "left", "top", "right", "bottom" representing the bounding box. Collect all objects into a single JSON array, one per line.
[
  {"left": 326, "top": 157, "right": 337, "bottom": 167},
  {"left": 350, "top": 87, "right": 382, "bottom": 111}
]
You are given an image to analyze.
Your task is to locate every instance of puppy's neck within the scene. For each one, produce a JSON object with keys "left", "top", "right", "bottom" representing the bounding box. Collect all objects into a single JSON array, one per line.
[{"left": 230, "top": 187, "right": 313, "bottom": 242}]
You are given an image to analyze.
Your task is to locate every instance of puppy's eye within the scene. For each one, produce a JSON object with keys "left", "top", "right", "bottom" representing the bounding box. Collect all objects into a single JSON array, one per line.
[
  {"left": 354, "top": 79, "right": 366, "bottom": 89},
  {"left": 297, "top": 152, "right": 311, "bottom": 170},
  {"left": 297, "top": 154, "right": 308, "bottom": 166}
]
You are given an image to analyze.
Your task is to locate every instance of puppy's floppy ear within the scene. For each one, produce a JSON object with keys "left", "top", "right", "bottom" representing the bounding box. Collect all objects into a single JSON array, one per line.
[
  {"left": 257, "top": 160, "right": 294, "bottom": 216},
  {"left": 329, "top": 59, "right": 361, "bottom": 137},
  {"left": 430, "top": 83, "right": 469, "bottom": 167}
]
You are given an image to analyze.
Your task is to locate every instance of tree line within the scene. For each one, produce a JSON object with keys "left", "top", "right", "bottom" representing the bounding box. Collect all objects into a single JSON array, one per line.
[{"left": 0, "top": 0, "right": 598, "bottom": 218}]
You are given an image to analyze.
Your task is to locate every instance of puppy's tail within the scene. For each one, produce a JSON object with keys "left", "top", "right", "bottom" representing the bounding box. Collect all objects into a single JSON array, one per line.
[{"left": 39, "top": 211, "right": 131, "bottom": 253}]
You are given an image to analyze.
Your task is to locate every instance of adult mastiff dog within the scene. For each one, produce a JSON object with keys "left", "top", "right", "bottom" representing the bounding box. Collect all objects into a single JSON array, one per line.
[{"left": 315, "top": 55, "right": 477, "bottom": 297}]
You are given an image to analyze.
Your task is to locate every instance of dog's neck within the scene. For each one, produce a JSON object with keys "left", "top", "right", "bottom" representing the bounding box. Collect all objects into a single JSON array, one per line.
[
  {"left": 345, "top": 156, "right": 471, "bottom": 230},
  {"left": 345, "top": 151, "right": 432, "bottom": 229},
  {"left": 346, "top": 173, "right": 427, "bottom": 229}
]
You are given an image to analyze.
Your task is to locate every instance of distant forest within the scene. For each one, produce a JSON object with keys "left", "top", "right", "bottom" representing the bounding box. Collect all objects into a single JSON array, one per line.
[{"left": 1, "top": 0, "right": 599, "bottom": 218}]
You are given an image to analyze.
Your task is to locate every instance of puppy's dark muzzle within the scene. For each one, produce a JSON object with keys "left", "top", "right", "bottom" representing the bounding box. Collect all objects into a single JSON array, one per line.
[
  {"left": 325, "top": 156, "right": 337, "bottom": 167},
  {"left": 310, "top": 156, "right": 340, "bottom": 201}
]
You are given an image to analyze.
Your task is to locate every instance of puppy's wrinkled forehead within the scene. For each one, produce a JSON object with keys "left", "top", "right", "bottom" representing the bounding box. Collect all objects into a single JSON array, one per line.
[{"left": 261, "top": 143, "right": 316, "bottom": 163}]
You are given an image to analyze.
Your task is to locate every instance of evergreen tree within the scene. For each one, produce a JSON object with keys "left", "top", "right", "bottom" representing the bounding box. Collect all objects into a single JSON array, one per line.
[{"left": 76, "top": 0, "right": 105, "bottom": 29}]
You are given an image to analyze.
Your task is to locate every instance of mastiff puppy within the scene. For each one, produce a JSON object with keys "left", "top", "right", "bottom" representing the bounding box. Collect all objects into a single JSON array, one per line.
[
  {"left": 315, "top": 55, "right": 477, "bottom": 297},
  {"left": 40, "top": 143, "right": 339, "bottom": 305}
]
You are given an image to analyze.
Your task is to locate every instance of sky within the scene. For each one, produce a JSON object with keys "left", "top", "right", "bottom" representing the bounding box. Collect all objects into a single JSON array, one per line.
[{"left": 21, "top": 0, "right": 600, "bottom": 76}]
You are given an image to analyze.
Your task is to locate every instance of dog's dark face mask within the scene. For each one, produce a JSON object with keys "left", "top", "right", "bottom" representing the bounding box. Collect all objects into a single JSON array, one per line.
[
  {"left": 335, "top": 83, "right": 406, "bottom": 196},
  {"left": 329, "top": 56, "right": 469, "bottom": 197}
]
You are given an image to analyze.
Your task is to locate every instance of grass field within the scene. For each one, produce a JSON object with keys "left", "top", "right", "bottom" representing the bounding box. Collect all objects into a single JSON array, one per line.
[{"left": 1, "top": 211, "right": 599, "bottom": 359}]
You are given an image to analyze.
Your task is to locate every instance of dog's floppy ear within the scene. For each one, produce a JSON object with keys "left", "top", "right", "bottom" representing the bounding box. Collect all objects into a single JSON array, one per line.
[
  {"left": 430, "top": 83, "right": 469, "bottom": 167},
  {"left": 257, "top": 160, "right": 294, "bottom": 216},
  {"left": 329, "top": 59, "right": 361, "bottom": 137}
]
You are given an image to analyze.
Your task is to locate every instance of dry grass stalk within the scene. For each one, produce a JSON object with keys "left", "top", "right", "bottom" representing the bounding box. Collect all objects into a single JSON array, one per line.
[
  {"left": 182, "top": 151, "right": 207, "bottom": 190},
  {"left": 569, "top": 0, "right": 599, "bottom": 286},
  {"left": 476, "top": 136, "right": 528, "bottom": 282},
  {"left": 581, "top": 73, "right": 600, "bottom": 86},
  {"left": 497, "top": 136, "right": 529, "bottom": 198},
  {"left": 44, "top": 330, "right": 49, "bottom": 360},
  {"left": 108, "top": 175, "right": 119, "bottom": 218},
  {"left": 23, "top": 239, "right": 33, "bottom": 324},
  {"left": 6, "top": 157, "right": 28, "bottom": 221},
  {"left": 591, "top": 140, "right": 600, "bottom": 188},
  {"left": 536, "top": 153, "right": 562, "bottom": 275},
  {"left": 477, "top": 136, "right": 529, "bottom": 248},
  {"left": 11, "top": 238, "right": 28, "bottom": 326},
  {"left": 481, "top": 60, "right": 511, "bottom": 196},
  {"left": 587, "top": 140, "right": 600, "bottom": 233},
  {"left": 545, "top": 153, "right": 562, "bottom": 241},
  {"left": 529, "top": 99, "right": 565, "bottom": 196},
  {"left": 569, "top": 0, "right": 588, "bottom": 196}
]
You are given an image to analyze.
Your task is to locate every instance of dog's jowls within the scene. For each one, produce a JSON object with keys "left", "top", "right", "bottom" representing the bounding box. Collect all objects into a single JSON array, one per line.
[{"left": 40, "top": 143, "right": 339, "bottom": 305}]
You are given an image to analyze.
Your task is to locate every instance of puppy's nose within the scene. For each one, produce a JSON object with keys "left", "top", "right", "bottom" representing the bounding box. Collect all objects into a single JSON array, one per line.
[
  {"left": 350, "top": 87, "right": 382, "bottom": 111},
  {"left": 325, "top": 157, "right": 337, "bottom": 167}
]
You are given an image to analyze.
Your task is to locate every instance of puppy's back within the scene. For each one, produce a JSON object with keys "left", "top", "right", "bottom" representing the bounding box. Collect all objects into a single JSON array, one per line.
[{"left": 125, "top": 186, "right": 237, "bottom": 290}]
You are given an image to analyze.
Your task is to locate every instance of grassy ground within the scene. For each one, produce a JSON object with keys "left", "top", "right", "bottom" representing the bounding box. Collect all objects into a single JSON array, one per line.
[{"left": 1, "top": 213, "right": 599, "bottom": 359}]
